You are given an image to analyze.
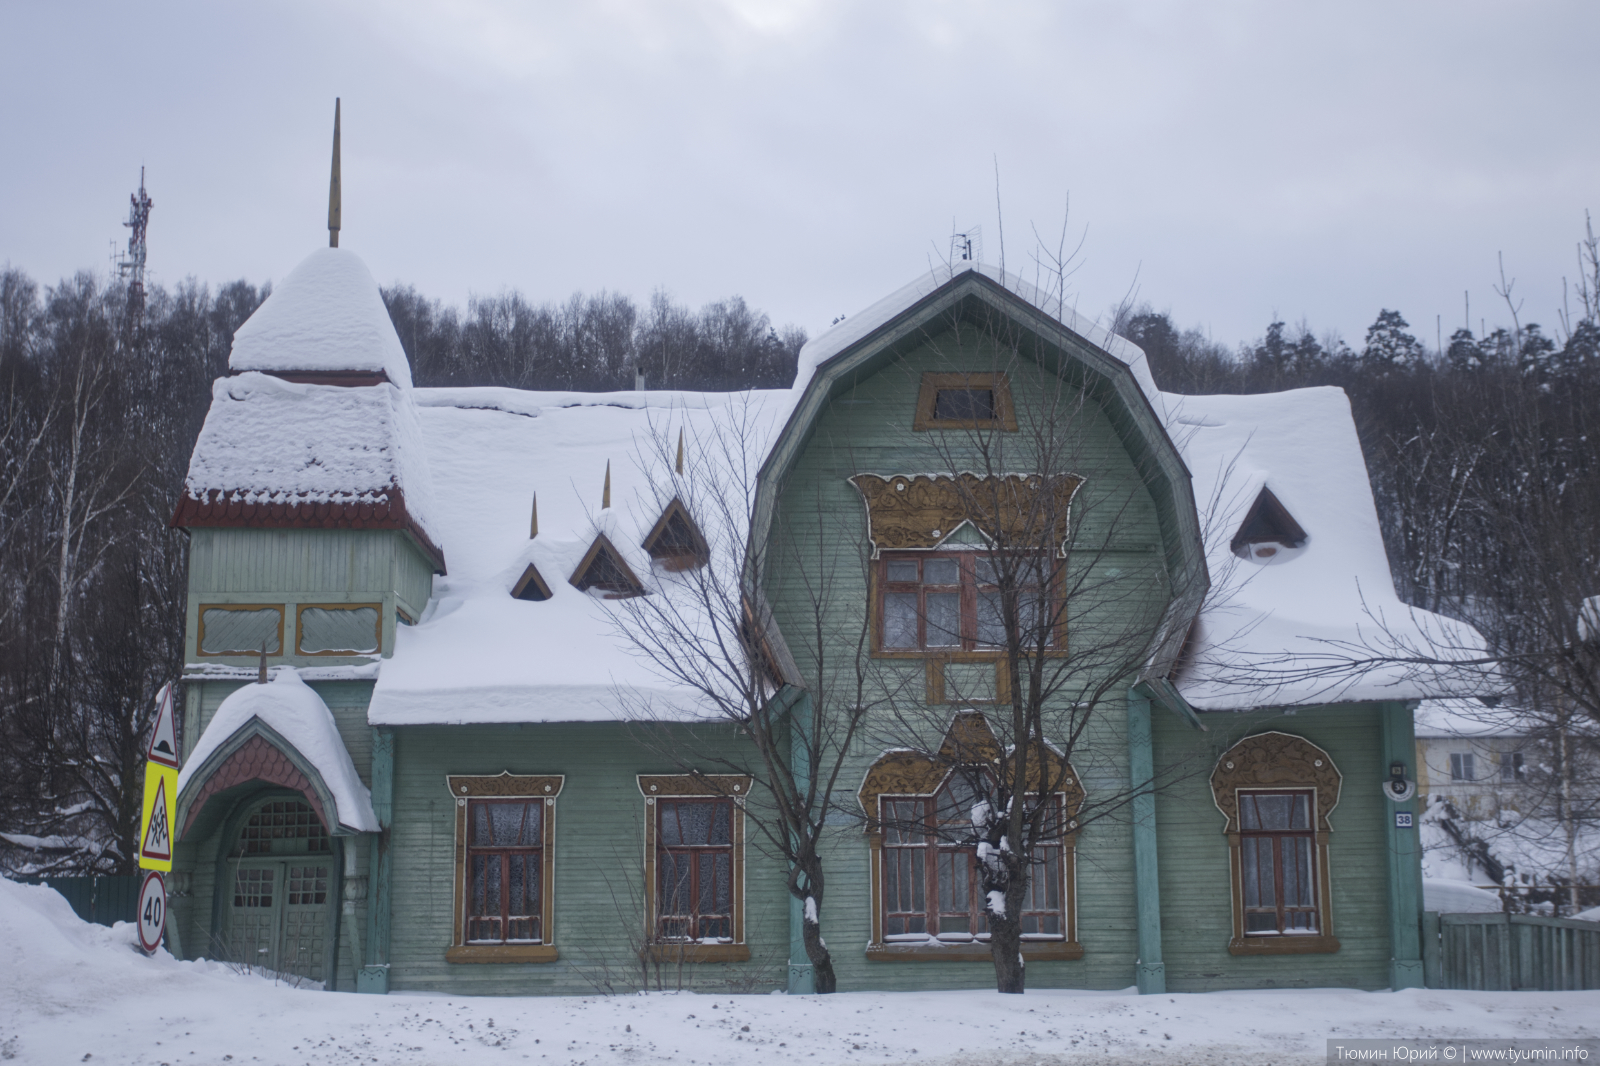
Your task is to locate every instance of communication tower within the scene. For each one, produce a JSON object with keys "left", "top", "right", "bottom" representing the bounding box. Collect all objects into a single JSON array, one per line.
[{"left": 118, "top": 168, "right": 154, "bottom": 325}]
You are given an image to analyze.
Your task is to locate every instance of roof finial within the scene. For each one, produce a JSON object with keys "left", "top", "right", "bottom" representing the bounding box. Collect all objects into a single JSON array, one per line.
[
  {"left": 328, "top": 98, "right": 342, "bottom": 248},
  {"left": 675, "top": 428, "right": 685, "bottom": 475},
  {"left": 529, "top": 491, "right": 539, "bottom": 539},
  {"left": 258, "top": 639, "right": 269, "bottom": 684},
  {"left": 602, "top": 461, "right": 611, "bottom": 509}
]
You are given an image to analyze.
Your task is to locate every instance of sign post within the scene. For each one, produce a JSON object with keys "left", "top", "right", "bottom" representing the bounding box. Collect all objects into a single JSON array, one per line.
[{"left": 137, "top": 682, "right": 180, "bottom": 954}]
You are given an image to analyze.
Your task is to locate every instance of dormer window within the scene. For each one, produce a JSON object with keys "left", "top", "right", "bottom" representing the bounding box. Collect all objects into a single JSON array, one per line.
[
  {"left": 642, "top": 498, "right": 710, "bottom": 572},
  {"left": 913, "top": 373, "right": 1018, "bottom": 431},
  {"left": 511, "top": 563, "right": 553, "bottom": 602},
  {"left": 1230, "top": 487, "right": 1308, "bottom": 562},
  {"left": 570, "top": 534, "right": 646, "bottom": 599}
]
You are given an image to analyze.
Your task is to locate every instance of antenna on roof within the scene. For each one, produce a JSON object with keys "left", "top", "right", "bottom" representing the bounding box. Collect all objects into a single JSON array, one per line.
[
  {"left": 529, "top": 491, "right": 539, "bottom": 539},
  {"left": 328, "top": 98, "right": 342, "bottom": 248},
  {"left": 602, "top": 461, "right": 611, "bottom": 510},
  {"left": 950, "top": 225, "right": 982, "bottom": 265},
  {"left": 675, "top": 428, "right": 685, "bottom": 475}
]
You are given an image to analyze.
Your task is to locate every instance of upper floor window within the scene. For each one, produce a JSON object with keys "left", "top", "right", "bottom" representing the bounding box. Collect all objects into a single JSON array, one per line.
[
  {"left": 1450, "top": 753, "right": 1476, "bottom": 781},
  {"left": 1500, "top": 751, "right": 1525, "bottom": 782},
  {"left": 913, "top": 372, "right": 1018, "bottom": 431},
  {"left": 296, "top": 603, "right": 381, "bottom": 655},
  {"left": 198, "top": 604, "right": 283, "bottom": 656},
  {"left": 878, "top": 552, "right": 1051, "bottom": 652}
]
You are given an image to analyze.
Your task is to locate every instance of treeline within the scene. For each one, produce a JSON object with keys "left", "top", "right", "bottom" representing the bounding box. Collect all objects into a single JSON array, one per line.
[{"left": 383, "top": 286, "right": 807, "bottom": 391}]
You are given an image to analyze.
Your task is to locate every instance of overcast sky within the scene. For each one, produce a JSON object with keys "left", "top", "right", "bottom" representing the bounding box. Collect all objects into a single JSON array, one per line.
[{"left": 3, "top": 1, "right": 1596, "bottom": 352}]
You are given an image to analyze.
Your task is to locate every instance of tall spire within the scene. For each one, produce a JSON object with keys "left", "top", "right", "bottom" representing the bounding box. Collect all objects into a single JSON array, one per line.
[
  {"left": 602, "top": 461, "right": 612, "bottom": 509},
  {"left": 328, "top": 98, "right": 342, "bottom": 248}
]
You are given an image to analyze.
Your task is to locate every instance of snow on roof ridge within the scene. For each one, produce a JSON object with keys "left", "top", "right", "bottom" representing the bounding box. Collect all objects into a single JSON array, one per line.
[
  {"left": 413, "top": 386, "right": 783, "bottom": 419},
  {"left": 790, "top": 260, "right": 1161, "bottom": 410},
  {"left": 177, "top": 668, "right": 378, "bottom": 833},
  {"left": 229, "top": 247, "right": 414, "bottom": 389}
]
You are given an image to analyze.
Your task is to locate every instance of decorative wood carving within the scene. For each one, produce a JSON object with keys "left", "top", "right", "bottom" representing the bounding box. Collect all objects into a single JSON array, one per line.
[
  {"left": 445, "top": 772, "right": 563, "bottom": 961},
  {"left": 446, "top": 772, "right": 565, "bottom": 798},
  {"left": 857, "top": 711, "right": 1083, "bottom": 819},
  {"left": 849, "top": 473, "right": 1083, "bottom": 557},
  {"left": 1210, "top": 731, "right": 1342, "bottom": 956},
  {"left": 1209, "top": 732, "right": 1342, "bottom": 832},
  {"left": 636, "top": 774, "right": 752, "bottom": 798}
]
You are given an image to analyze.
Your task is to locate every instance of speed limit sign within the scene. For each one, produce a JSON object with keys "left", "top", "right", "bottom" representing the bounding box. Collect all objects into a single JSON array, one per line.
[{"left": 137, "top": 870, "right": 166, "bottom": 954}]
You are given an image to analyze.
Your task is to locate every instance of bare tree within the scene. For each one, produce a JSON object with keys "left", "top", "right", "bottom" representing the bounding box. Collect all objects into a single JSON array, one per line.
[{"left": 605, "top": 393, "right": 878, "bottom": 994}]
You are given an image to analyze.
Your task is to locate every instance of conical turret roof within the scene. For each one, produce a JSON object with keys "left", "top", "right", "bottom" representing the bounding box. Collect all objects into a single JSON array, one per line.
[{"left": 229, "top": 247, "right": 413, "bottom": 388}]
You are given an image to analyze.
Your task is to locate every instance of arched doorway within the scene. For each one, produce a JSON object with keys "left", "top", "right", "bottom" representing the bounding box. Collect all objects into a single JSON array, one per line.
[{"left": 220, "top": 795, "right": 340, "bottom": 984}]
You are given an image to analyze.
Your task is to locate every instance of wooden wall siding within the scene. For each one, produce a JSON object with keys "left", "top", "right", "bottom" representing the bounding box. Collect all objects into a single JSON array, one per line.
[
  {"left": 1152, "top": 704, "right": 1394, "bottom": 991},
  {"left": 382, "top": 722, "right": 792, "bottom": 996},
  {"left": 185, "top": 528, "right": 435, "bottom": 665}
]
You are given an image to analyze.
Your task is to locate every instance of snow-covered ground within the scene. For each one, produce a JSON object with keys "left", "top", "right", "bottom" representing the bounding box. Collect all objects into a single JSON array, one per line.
[{"left": 4, "top": 879, "right": 1597, "bottom": 1066}]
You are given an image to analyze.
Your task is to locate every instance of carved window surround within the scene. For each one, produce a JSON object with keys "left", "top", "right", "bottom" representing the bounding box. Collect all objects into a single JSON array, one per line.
[
  {"left": 445, "top": 772, "right": 564, "bottom": 964},
  {"left": 913, "top": 372, "right": 1019, "bottom": 431},
  {"left": 858, "top": 712, "right": 1083, "bottom": 961},
  {"left": 849, "top": 474, "right": 1084, "bottom": 559},
  {"left": 1210, "top": 732, "right": 1342, "bottom": 956},
  {"left": 638, "top": 774, "right": 752, "bottom": 963}
]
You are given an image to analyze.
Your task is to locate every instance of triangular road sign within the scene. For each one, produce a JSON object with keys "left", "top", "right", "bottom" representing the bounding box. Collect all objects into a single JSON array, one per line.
[
  {"left": 147, "top": 682, "right": 180, "bottom": 769},
  {"left": 141, "top": 775, "right": 172, "bottom": 862}
]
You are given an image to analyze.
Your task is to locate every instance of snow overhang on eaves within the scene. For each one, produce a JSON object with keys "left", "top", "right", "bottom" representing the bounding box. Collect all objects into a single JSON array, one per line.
[{"left": 752, "top": 270, "right": 1209, "bottom": 679}]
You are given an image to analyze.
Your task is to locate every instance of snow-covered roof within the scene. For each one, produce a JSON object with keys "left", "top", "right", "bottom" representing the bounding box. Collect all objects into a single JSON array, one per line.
[
  {"left": 229, "top": 247, "right": 414, "bottom": 388},
  {"left": 1166, "top": 387, "right": 1486, "bottom": 710},
  {"left": 1414, "top": 698, "right": 1529, "bottom": 739},
  {"left": 177, "top": 669, "right": 378, "bottom": 833},
  {"left": 177, "top": 371, "right": 443, "bottom": 565},
  {"left": 787, "top": 261, "right": 1164, "bottom": 420},
  {"left": 366, "top": 388, "right": 784, "bottom": 726}
]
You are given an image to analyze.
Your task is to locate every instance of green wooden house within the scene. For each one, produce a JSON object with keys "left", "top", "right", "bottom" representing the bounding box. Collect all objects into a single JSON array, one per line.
[{"left": 166, "top": 239, "right": 1480, "bottom": 997}]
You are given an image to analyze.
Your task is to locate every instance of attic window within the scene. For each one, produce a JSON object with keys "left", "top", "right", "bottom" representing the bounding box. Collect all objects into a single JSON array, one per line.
[
  {"left": 1230, "top": 488, "right": 1308, "bottom": 561},
  {"left": 913, "top": 373, "right": 1018, "bottom": 431},
  {"left": 512, "top": 563, "right": 553, "bottom": 602},
  {"left": 642, "top": 498, "right": 710, "bottom": 572},
  {"left": 570, "top": 534, "right": 646, "bottom": 599}
]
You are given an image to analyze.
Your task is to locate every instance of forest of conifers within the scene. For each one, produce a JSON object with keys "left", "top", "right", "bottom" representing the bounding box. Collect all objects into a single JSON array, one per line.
[{"left": 1, "top": 226, "right": 1596, "bottom": 878}]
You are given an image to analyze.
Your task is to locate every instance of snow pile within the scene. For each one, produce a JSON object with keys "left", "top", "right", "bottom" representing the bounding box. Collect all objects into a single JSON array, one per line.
[
  {"left": 1424, "top": 878, "right": 1503, "bottom": 913},
  {"left": 178, "top": 668, "right": 377, "bottom": 832},
  {"left": 5, "top": 874, "right": 1600, "bottom": 1066},
  {"left": 368, "top": 389, "right": 784, "bottom": 725},
  {"left": 1166, "top": 388, "right": 1487, "bottom": 710},
  {"left": 229, "top": 247, "right": 413, "bottom": 387},
  {"left": 182, "top": 371, "right": 440, "bottom": 550}
]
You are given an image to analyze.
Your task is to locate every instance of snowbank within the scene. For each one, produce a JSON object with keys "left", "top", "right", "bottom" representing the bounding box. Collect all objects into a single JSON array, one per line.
[
  {"left": 4, "top": 875, "right": 1599, "bottom": 1066},
  {"left": 178, "top": 669, "right": 377, "bottom": 832},
  {"left": 1424, "top": 878, "right": 1503, "bottom": 913},
  {"left": 229, "top": 247, "right": 413, "bottom": 388}
]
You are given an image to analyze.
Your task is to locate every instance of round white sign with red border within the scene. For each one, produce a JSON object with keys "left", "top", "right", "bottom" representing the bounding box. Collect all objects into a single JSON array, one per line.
[{"left": 137, "top": 870, "right": 166, "bottom": 954}]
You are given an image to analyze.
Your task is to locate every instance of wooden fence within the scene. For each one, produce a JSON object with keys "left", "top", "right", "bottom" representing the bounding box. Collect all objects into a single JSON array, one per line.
[
  {"left": 1423, "top": 910, "right": 1600, "bottom": 991},
  {"left": 14, "top": 875, "right": 141, "bottom": 927}
]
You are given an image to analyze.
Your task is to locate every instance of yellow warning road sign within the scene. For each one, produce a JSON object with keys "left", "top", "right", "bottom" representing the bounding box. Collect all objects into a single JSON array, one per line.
[{"left": 138, "top": 763, "right": 178, "bottom": 872}]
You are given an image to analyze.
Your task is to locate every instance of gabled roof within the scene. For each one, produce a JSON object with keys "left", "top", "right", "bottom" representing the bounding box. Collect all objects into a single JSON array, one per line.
[
  {"left": 642, "top": 497, "right": 710, "bottom": 570},
  {"left": 757, "top": 261, "right": 1208, "bottom": 683}
]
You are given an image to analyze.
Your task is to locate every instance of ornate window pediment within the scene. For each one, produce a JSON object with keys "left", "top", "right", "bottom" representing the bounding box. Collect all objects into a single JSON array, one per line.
[
  {"left": 848, "top": 473, "right": 1083, "bottom": 558},
  {"left": 1210, "top": 732, "right": 1342, "bottom": 956}
]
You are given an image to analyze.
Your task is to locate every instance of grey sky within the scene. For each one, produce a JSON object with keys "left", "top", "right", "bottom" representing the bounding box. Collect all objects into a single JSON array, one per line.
[{"left": 3, "top": 1, "right": 1596, "bottom": 353}]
